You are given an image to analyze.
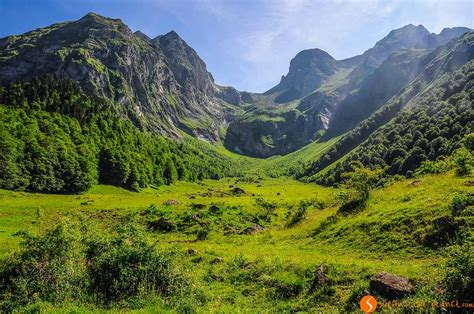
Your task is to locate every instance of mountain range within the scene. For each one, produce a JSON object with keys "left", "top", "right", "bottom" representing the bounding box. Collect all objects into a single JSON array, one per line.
[{"left": 0, "top": 12, "right": 472, "bottom": 191}]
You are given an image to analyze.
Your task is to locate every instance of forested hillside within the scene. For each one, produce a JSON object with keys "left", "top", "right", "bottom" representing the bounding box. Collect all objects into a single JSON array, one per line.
[{"left": 0, "top": 77, "right": 241, "bottom": 193}]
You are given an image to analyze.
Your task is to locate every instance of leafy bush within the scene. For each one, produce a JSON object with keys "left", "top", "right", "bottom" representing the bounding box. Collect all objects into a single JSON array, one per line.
[
  {"left": 450, "top": 193, "right": 474, "bottom": 217},
  {"left": 0, "top": 222, "right": 86, "bottom": 312},
  {"left": 0, "top": 219, "right": 189, "bottom": 311},
  {"left": 285, "top": 201, "right": 306, "bottom": 227},
  {"left": 452, "top": 147, "right": 473, "bottom": 176},
  {"left": 442, "top": 245, "right": 473, "bottom": 303}
]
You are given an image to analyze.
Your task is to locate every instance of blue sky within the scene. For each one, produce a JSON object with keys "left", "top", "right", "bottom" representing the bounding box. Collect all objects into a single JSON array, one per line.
[{"left": 0, "top": 0, "right": 472, "bottom": 92}]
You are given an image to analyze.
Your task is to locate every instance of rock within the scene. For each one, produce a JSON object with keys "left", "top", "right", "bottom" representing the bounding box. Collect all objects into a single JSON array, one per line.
[
  {"left": 147, "top": 217, "right": 175, "bottom": 232},
  {"left": 192, "top": 203, "right": 206, "bottom": 210},
  {"left": 369, "top": 272, "right": 415, "bottom": 299},
  {"left": 186, "top": 248, "right": 197, "bottom": 255},
  {"left": 277, "top": 192, "right": 281, "bottom": 196},
  {"left": 231, "top": 187, "right": 245, "bottom": 195},
  {"left": 409, "top": 180, "right": 422, "bottom": 187},
  {"left": 164, "top": 199, "right": 180, "bottom": 205},
  {"left": 209, "top": 204, "right": 220, "bottom": 213},
  {"left": 242, "top": 224, "right": 264, "bottom": 234},
  {"left": 189, "top": 195, "right": 196, "bottom": 199},
  {"left": 211, "top": 256, "right": 223, "bottom": 264},
  {"left": 310, "top": 264, "right": 330, "bottom": 292}
]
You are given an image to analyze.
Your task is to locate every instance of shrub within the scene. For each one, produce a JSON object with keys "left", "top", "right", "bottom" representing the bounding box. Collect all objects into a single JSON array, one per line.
[
  {"left": 450, "top": 193, "right": 474, "bottom": 217},
  {"left": 452, "top": 147, "right": 473, "bottom": 176},
  {"left": 0, "top": 222, "right": 87, "bottom": 312},
  {"left": 0, "top": 219, "right": 189, "bottom": 311},
  {"left": 86, "top": 222, "right": 188, "bottom": 305},
  {"left": 286, "top": 200, "right": 311, "bottom": 227},
  {"left": 255, "top": 198, "right": 278, "bottom": 223},
  {"left": 442, "top": 245, "right": 473, "bottom": 303}
]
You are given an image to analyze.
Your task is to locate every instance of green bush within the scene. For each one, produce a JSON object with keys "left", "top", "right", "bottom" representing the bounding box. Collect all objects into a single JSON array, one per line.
[
  {"left": 442, "top": 245, "right": 473, "bottom": 303},
  {"left": 0, "top": 219, "right": 189, "bottom": 311},
  {"left": 0, "top": 222, "right": 87, "bottom": 312},
  {"left": 86, "top": 223, "right": 188, "bottom": 305},
  {"left": 453, "top": 147, "right": 473, "bottom": 176}
]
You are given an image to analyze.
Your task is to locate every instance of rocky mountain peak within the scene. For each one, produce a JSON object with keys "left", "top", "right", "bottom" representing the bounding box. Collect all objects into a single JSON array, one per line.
[
  {"left": 265, "top": 48, "right": 337, "bottom": 103},
  {"left": 134, "top": 30, "right": 151, "bottom": 41}
]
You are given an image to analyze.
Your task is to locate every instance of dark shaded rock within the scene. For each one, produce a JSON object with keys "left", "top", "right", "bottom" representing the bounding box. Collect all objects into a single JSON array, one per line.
[
  {"left": 209, "top": 204, "right": 220, "bottom": 214},
  {"left": 191, "top": 203, "right": 206, "bottom": 210},
  {"left": 465, "top": 180, "right": 474, "bottom": 186},
  {"left": 242, "top": 224, "right": 264, "bottom": 234},
  {"left": 147, "top": 217, "right": 175, "bottom": 232},
  {"left": 370, "top": 272, "right": 415, "bottom": 299},
  {"left": 231, "top": 187, "right": 245, "bottom": 195},
  {"left": 186, "top": 248, "right": 197, "bottom": 255}
]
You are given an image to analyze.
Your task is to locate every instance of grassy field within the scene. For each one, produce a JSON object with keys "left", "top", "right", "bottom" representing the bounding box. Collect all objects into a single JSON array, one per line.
[{"left": 0, "top": 171, "right": 471, "bottom": 312}]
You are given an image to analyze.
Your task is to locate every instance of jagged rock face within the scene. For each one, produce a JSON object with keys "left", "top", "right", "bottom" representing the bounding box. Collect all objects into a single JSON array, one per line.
[
  {"left": 153, "top": 31, "right": 215, "bottom": 95},
  {"left": 265, "top": 48, "right": 338, "bottom": 103},
  {"left": 0, "top": 13, "right": 228, "bottom": 141}
]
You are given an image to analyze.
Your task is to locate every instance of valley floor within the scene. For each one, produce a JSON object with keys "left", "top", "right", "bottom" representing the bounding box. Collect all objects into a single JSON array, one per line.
[{"left": 0, "top": 173, "right": 472, "bottom": 312}]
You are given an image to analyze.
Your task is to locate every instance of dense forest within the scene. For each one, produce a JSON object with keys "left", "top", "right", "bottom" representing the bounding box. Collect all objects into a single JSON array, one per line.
[{"left": 0, "top": 77, "right": 240, "bottom": 193}]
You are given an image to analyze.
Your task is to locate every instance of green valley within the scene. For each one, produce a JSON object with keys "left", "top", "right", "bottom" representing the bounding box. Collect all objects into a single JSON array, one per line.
[{"left": 0, "top": 10, "right": 472, "bottom": 314}]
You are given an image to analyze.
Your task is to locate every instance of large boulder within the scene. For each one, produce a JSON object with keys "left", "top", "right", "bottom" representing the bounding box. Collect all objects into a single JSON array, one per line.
[{"left": 370, "top": 272, "right": 415, "bottom": 299}]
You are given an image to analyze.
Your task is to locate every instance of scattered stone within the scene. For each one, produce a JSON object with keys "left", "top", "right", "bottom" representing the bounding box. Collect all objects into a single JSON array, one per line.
[
  {"left": 147, "top": 217, "right": 175, "bottom": 232},
  {"left": 369, "top": 272, "right": 415, "bottom": 299},
  {"left": 310, "top": 264, "right": 330, "bottom": 292},
  {"left": 231, "top": 187, "right": 246, "bottom": 195},
  {"left": 211, "top": 256, "right": 223, "bottom": 264},
  {"left": 192, "top": 203, "right": 206, "bottom": 210},
  {"left": 186, "top": 248, "right": 197, "bottom": 255},
  {"left": 242, "top": 224, "right": 264, "bottom": 234},
  {"left": 409, "top": 180, "right": 422, "bottom": 187},
  {"left": 164, "top": 199, "right": 180, "bottom": 206},
  {"left": 209, "top": 204, "right": 220, "bottom": 213}
]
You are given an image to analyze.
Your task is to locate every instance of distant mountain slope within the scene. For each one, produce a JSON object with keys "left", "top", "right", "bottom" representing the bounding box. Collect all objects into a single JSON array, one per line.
[
  {"left": 0, "top": 13, "right": 235, "bottom": 141},
  {"left": 225, "top": 25, "right": 470, "bottom": 157},
  {"left": 302, "top": 31, "right": 474, "bottom": 184}
]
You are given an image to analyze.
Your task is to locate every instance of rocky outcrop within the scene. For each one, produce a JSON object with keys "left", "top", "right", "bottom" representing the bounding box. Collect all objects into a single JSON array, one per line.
[{"left": 369, "top": 272, "right": 415, "bottom": 299}]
